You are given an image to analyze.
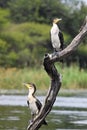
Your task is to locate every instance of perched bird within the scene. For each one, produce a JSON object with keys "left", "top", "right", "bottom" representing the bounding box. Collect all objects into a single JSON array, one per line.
[
  {"left": 24, "top": 83, "right": 47, "bottom": 125},
  {"left": 50, "top": 18, "right": 64, "bottom": 52}
]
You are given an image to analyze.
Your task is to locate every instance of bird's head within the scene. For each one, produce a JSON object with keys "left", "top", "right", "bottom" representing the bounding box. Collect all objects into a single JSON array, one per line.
[
  {"left": 24, "top": 83, "right": 36, "bottom": 95},
  {"left": 53, "top": 18, "right": 62, "bottom": 24}
]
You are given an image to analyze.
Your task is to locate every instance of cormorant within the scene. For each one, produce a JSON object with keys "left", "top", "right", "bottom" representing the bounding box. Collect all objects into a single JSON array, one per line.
[
  {"left": 50, "top": 18, "right": 64, "bottom": 52},
  {"left": 24, "top": 83, "right": 47, "bottom": 125}
]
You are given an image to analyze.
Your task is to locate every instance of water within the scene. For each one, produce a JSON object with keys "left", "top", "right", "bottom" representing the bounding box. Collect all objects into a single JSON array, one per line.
[{"left": 0, "top": 95, "right": 87, "bottom": 130}]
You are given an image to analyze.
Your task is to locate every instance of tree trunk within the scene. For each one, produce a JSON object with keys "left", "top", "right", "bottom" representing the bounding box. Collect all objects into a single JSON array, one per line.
[{"left": 27, "top": 16, "right": 87, "bottom": 130}]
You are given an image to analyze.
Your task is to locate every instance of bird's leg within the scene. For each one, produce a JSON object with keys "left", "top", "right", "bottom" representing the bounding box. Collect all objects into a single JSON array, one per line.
[
  {"left": 51, "top": 49, "right": 59, "bottom": 57},
  {"left": 54, "top": 48, "right": 57, "bottom": 53},
  {"left": 29, "top": 114, "right": 35, "bottom": 124},
  {"left": 31, "top": 114, "right": 35, "bottom": 122}
]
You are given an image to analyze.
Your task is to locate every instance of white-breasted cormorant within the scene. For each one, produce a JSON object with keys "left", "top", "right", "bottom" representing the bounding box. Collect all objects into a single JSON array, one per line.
[
  {"left": 50, "top": 18, "right": 64, "bottom": 52},
  {"left": 24, "top": 83, "right": 47, "bottom": 125}
]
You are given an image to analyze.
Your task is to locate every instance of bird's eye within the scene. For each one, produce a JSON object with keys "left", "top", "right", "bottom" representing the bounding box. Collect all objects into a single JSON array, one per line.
[{"left": 29, "top": 85, "right": 32, "bottom": 88}]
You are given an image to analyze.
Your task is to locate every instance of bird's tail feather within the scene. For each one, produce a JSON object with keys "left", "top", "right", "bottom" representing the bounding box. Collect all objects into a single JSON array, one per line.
[{"left": 43, "top": 119, "right": 48, "bottom": 125}]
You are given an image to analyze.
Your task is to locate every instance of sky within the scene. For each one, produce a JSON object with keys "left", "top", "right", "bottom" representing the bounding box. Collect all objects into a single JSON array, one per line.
[{"left": 82, "top": 0, "right": 87, "bottom": 4}]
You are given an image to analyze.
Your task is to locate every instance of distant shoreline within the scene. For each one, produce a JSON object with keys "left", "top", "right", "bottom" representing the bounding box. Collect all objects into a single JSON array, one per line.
[{"left": 0, "top": 89, "right": 87, "bottom": 97}]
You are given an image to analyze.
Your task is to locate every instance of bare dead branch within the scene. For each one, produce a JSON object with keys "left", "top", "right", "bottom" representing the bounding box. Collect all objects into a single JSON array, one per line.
[{"left": 27, "top": 16, "right": 87, "bottom": 130}]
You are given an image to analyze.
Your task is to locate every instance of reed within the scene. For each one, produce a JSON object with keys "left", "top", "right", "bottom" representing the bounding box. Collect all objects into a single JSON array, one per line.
[{"left": 0, "top": 65, "right": 87, "bottom": 90}]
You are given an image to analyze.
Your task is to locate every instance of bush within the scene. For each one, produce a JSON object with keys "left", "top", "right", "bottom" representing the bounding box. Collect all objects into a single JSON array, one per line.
[
  {"left": 0, "top": 8, "right": 10, "bottom": 30},
  {"left": 0, "top": 22, "right": 50, "bottom": 67}
]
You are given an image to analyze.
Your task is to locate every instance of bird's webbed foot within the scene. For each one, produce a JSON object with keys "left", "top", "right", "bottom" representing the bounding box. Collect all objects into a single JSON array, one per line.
[
  {"left": 29, "top": 114, "right": 35, "bottom": 123},
  {"left": 52, "top": 51, "right": 59, "bottom": 58},
  {"left": 29, "top": 119, "right": 33, "bottom": 125},
  {"left": 44, "top": 53, "right": 52, "bottom": 60},
  {"left": 44, "top": 50, "right": 60, "bottom": 60}
]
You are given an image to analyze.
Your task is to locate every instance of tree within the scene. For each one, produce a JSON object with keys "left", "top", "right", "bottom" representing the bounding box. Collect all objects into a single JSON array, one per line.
[
  {"left": 0, "top": 0, "right": 11, "bottom": 8},
  {"left": 8, "top": 0, "right": 41, "bottom": 23},
  {"left": 0, "top": 8, "right": 10, "bottom": 30},
  {"left": 27, "top": 16, "right": 87, "bottom": 130},
  {"left": 8, "top": 0, "right": 70, "bottom": 24}
]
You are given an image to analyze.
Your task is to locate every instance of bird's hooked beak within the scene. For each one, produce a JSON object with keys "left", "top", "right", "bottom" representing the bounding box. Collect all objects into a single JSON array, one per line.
[
  {"left": 23, "top": 83, "right": 32, "bottom": 89},
  {"left": 53, "top": 18, "right": 62, "bottom": 24}
]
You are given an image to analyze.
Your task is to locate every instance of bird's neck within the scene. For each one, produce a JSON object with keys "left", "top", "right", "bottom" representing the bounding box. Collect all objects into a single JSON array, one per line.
[
  {"left": 53, "top": 23, "right": 59, "bottom": 28},
  {"left": 52, "top": 23, "right": 60, "bottom": 32},
  {"left": 28, "top": 92, "right": 35, "bottom": 99},
  {"left": 53, "top": 23, "right": 57, "bottom": 26}
]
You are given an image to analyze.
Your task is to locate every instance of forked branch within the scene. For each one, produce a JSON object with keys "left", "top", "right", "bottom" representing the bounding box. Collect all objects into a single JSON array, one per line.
[{"left": 27, "top": 16, "right": 87, "bottom": 130}]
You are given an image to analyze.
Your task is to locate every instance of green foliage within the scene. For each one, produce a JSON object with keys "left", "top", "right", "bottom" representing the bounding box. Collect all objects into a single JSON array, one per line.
[
  {"left": 8, "top": 0, "right": 85, "bottom": 37},
  {"left": 78, "top": 45, "right": 87, "bottom": 56},
  {"left": 17, "top": 49, "right": 32, "bottom": 67},
  {"left": 0, "top": 39, "right": 9, "bottom": 66},
  {"left": 56, "top": 65, "right": 87, "bottom": 89},
  {"left": 8, "top": 0, "right": 41, "bottom": 23},
  {"left": 0, "top": 66, "right": 87, "bottom": 90},
  {"left": 64, "top": 2, "right": 87, "bottom": 37},
  {"left": 0, "top": 22, "right": 50, "bottom": 67},
  {"left": 0, "top": 0, "right": 87, "bottom": 68},
  {"left": 0, "top": 39, "right": 8, "bottom": 52},
  {"left": 0, "top": 8, "right": 10, "bottom": 30},
  {"left": 8, "top": 0, "right": 70, "bottom": 24},
  {"left": 6, "top": 51, "right": 18, "bottom": 67},
  {"left": 0, "top": 0, "right": 11, "bottom": 8}
]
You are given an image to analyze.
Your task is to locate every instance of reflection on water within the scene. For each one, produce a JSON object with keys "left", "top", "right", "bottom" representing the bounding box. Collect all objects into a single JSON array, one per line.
[{"left": 0, "top": 95, "right": 87, "bottom": 130}]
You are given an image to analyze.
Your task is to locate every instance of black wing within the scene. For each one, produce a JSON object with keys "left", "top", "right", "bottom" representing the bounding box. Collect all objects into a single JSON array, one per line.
[
  {"left": 27, "top": 100, "right": 29, "bottom": 107},
  {"left": 36, "top": 99, "right": 47, "bottom": 125},
  {"left": 59, "top": 31, "right": 64, "bottom": 50},
  {"left": 36, "top": 99, "right": 42, "bottom": 111}
]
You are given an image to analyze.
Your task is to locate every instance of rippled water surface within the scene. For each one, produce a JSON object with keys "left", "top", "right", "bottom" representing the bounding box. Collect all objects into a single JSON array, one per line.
[{"left": 0, "top": 94, "right": 87, "bottom": 130}]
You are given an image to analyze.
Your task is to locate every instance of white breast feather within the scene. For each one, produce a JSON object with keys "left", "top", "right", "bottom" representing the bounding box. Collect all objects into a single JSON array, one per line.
[
  {"left": 51, "top": 24, "right": 60, "bottom": 50},
  {"left": 28, "top": 96, "right": 38, "bottom": 115}
]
